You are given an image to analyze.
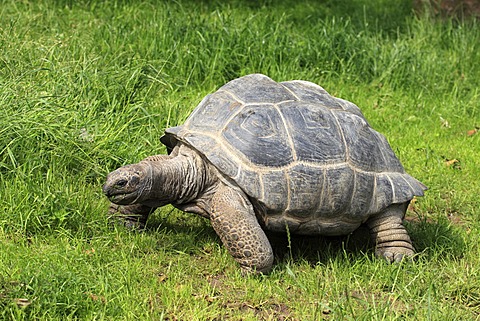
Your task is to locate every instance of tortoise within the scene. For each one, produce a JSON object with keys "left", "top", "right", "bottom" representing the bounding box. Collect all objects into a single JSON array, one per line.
[{"left": 103, "top": 74, "right": 427, "bottom": 273}]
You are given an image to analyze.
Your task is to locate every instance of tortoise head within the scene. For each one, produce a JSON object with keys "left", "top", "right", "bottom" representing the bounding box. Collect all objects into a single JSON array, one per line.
[{"left": 103, "top": 163, "right": 153, "bottom": 205}]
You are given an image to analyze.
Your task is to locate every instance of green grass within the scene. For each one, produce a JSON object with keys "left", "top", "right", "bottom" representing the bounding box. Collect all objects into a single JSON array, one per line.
[{"left": 1, "top": 0, "right": 479, "bottom": 319}]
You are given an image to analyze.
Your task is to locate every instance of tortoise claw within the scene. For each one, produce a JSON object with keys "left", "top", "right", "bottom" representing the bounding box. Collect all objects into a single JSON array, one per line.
[
  {"left": 376, "top": 247, "right": 414, "bottom": 263},
  {"left": 107, "top": 203, "right": 152, "bottom": 231}
]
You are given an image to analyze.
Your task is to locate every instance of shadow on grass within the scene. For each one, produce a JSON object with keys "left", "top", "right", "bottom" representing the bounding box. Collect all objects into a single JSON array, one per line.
[
  {"left": 145, "top": 209, "right": 220, "bottom": 252},
  {"left": 146, "top": 209, "right": 466, "bottom": 267},
  {"left": 269, "top": 217, "right": 466, "bottom": 266},
  {"left": 407, "top": 215, "right": 468, "bottom": 260}
]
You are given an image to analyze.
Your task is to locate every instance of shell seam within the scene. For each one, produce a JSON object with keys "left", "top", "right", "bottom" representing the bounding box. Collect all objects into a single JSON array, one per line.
[
  {"left": 385, "top": 174, "right": 397, "bottom": 204},
  {"left": 181, "top": 128, "right": 413, "bottom": 176},
  {"left": 273, "top": 104, "right": 298, "bottom": 161},
  {"left": 329, "top": 109, "right": 350, "bottom": 164}
]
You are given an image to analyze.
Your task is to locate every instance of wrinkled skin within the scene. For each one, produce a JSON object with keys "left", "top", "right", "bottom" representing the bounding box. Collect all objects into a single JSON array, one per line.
[{"left": 103, "top": 143, "right": 414, "bottom": 274}]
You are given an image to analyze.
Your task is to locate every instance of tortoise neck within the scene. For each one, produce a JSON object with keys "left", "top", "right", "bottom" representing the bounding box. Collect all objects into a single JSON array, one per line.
[{"left": 142, "top": 151, "right": 213, "bottom": 206}]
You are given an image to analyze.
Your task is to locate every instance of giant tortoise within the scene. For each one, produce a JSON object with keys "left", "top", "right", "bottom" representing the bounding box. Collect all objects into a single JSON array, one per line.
[{"left": 103, "top": 74, "right": 427, "bottom": 273}]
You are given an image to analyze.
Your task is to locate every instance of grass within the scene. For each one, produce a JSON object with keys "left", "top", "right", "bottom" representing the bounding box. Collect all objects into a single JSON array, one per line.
[{"left": 0, "top": 0, "right": 479, "bottom": 319}]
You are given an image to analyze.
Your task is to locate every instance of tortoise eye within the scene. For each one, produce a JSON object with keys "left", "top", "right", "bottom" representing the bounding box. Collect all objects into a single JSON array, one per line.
[{"left": 116, "top": 179, "right": 128, "bottom": 188}]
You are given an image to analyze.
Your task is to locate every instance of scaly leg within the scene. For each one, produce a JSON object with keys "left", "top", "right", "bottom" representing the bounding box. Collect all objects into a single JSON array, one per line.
[
  {"left": 108, "top": 203, "right": 155, "bottom": 230},
  {"left": 366, "top": 202, "right": 415, "bottom": 263},
  {"left": 210, "top": 185, "right": 274, "bottom": 274}
]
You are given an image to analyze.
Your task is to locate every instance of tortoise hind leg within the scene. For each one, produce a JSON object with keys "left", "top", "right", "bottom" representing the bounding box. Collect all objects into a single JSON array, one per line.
[{"left": 366, "top": 202, "right": 415, "bottom": 263}]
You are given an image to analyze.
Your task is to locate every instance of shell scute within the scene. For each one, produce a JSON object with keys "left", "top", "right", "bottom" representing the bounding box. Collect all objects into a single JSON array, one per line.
[
  {"left": 284, "top": 163, "right": 324, "bottom": 219},
  {"left": 336, "top": 98, "right": 366, "bottom": 119},
  {"left": 184, "top": 91, "right": 242, "bottom": 133},
  {"left": 317, "top": 165, "right": 355, "bottom": 217},
  {"left": 258, "top": 170, "right": 288, "bottom": 213},
  {"left": 335, "top": 111, "right": 404, "bottom": 172},
  {"left": 233, "top": 166, "right": 263, "bottom": 203},
  {"left": 349, "top": 170, "right": 376, "bottom": 217},
  {"left": 179, "top": 133, "right": 239, "bottom": 179},
  {"left": 372, "top": 174, "right": 394, "bottom": 212},
  {"left": 221, "top": 73, "right": 296, "bottom": 104},
  {"left": 280, "top": 80, "right": 343, "bottom": 109},
  {"left": 279, "top": 102, "right": 346, "bottom": 164},
  {"left": 222, "top": 104, "right": 293, "bottom": 167}
]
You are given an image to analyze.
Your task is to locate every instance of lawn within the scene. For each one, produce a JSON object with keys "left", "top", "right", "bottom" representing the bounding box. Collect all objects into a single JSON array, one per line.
[{"left": 0, "top": 0, "right": 479, "bottom": 320}]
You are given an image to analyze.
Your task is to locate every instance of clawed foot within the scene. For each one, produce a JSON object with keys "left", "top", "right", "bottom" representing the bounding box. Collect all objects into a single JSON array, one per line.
[
  {"left": 367, "top": 203, "right": 416, "bottom": 264},
  {"left": 110, "top": 216, "right": 146, "bottom": 230},
  {"left": 375, "top": 244, "right": 415, "bottom": 263},
  {"left": 239, "top": 263, "right": 273, "bottom": 276},
  {"left": 108, "top": 203, "right": 151, "bottom": 231}
]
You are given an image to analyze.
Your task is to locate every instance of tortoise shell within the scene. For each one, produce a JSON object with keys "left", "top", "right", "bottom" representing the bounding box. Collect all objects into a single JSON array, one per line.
[{"left": 161, "top": 74, "right": 426, "bottom": 235}]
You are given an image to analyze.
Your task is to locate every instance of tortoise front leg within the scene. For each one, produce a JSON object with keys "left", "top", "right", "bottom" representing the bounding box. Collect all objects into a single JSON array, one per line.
[
  {"left": 108, "top": 203, "right": 155, "bottom": 230},
  {"left": 366, "top": 202, "right": 415, "bottom": 263},
  {"left": 210, "top": 185, "right": 274, "bottom": 274}
]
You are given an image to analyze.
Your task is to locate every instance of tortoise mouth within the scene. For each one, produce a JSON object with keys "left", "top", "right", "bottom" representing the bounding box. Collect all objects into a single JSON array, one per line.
[{"left": 106, "top": 191, "right": 141, "bottom": 205}]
